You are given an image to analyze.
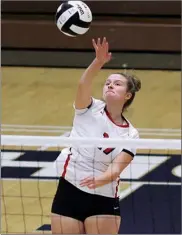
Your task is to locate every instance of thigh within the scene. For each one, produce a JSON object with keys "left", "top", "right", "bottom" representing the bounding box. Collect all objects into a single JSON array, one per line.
[
  {"left": 51, "top": 177, "right": 88, "bottom": 222},
  {"left": 84, "top": 215, "right": 121, "bottom": 234},
  {"left": 51, "top": 213, "right": 85, "bottom": 234}
]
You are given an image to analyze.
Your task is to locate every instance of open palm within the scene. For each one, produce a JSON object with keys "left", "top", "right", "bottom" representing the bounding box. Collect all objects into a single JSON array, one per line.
[{"left": 92, "top": 37, "right": 112, "bottom": 65}]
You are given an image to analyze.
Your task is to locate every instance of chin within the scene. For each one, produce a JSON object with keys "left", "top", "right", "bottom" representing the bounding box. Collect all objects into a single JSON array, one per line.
[{"left": 105, "top": 94, "right": 120, "bottom": 102}]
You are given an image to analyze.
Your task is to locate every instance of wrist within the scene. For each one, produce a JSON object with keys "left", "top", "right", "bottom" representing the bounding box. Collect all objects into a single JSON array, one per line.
[
  {"left": 93, "top": 58, "right": 105, "bottom": 68},
  {"left": 96, "top": 170, "right": 119, "bottom": 187},
  {"left": 95, "top": 173, "right": 110, "bottom": 187}
]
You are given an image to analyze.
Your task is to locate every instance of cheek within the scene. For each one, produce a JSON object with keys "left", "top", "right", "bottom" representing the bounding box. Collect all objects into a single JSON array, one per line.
[
  {"left": 102, "top": 88, "right": 106, "bottom": 97},
  {"left": 116, "top": 87, "right": 127, "bottom": 97},
  {"left": 103, "top": 86, "right": 107, "bottom": 94}
]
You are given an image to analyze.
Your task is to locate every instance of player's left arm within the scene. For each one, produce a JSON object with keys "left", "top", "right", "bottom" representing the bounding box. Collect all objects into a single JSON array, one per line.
[{"left": 80, "top": 151, "right": 133, "bottom": 189}]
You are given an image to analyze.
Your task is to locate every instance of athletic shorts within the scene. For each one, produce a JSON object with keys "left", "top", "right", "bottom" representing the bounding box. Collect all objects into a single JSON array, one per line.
[{"left": 51, "top": 177, "right": 120, "bottom": 222}]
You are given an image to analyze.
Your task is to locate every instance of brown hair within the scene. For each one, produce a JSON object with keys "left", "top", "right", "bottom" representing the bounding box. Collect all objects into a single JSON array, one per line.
[{"left": 118, "top": 72, "right": 141, "bottom": 112}]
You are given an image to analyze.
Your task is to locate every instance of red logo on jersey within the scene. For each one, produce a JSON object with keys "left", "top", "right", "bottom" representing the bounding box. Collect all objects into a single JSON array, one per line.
[{"left": 98, "top": 133, "right": 115, "bottom": 155}]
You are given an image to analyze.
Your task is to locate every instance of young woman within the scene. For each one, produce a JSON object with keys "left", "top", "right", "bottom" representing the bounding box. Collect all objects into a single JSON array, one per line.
[{"left": 51, "top": 37, "right": 141, "bottom": 234}]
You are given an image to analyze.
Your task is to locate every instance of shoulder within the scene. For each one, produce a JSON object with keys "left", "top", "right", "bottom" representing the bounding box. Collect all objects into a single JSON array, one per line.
[
  {"left": 74, "top": 97, "right": 105, "bottom": 115},
  {"left": 126, "top": 119, "right": 139, "bottom": 138}
]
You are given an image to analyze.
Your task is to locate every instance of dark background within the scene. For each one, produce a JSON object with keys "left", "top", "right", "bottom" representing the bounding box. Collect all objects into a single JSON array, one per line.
[{"left": 1, "top": 0, "right": 181, "bottom": 70}]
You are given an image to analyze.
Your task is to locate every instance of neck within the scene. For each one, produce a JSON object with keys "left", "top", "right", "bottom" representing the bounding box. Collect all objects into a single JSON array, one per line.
[{"left": 105, "top": 101, "right": 124, "bottom": 123}]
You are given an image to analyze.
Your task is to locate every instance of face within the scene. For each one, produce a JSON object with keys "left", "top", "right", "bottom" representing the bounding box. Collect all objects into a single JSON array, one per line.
[{"left": 103, "top": 74, "right": 132, "bottom": 103}]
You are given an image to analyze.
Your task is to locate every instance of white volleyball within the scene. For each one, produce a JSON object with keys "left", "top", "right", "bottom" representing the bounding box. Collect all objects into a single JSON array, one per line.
[{"left": 55, "top": 1, "right": 92, "bottom": 37}]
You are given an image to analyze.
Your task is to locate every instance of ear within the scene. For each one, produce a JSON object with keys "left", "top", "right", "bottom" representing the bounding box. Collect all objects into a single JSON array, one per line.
[{"left": 125, "top": 92, "right": 132, "bottom": 101}]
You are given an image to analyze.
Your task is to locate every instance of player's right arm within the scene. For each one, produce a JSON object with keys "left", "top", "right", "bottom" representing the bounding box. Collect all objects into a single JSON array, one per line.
[{"left": 74, "top": 37, "right": 112, "bottom": 109}]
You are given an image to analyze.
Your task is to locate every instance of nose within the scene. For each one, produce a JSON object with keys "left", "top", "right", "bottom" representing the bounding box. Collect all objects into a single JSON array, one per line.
[{"left": 108, "top": 83, "right": 113, "bottom": 89}]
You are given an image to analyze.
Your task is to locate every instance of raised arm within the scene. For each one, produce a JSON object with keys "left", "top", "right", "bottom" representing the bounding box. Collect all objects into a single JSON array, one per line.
[{"left": 75, "top": 37, "right": 112, "bottom": 109}]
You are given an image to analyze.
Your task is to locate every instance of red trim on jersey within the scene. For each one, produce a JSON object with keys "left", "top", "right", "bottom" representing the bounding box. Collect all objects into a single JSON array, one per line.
[
  {"left": 115, "top": 178, "right": 120, "bottom": 198},
  {"left": 104, "top": 107, "right": 129, "bottom": 128},
  {"left": 62, "top": 154, "right": 71, "bottom": 178}
]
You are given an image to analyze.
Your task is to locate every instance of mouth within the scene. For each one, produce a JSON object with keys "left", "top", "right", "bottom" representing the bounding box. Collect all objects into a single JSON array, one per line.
[{"left": 106, "top": 90, "right": 115, "bottom": 94}]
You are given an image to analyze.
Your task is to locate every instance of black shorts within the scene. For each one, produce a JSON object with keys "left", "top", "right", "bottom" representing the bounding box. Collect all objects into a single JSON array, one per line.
[{"left": 51, "top": 177, "right": 120, "bottom": 222}]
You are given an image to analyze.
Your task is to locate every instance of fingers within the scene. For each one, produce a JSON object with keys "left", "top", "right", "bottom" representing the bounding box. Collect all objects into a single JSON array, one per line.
[
  {"left": 80, "top": 176, "right": 94, "bottom": 187},
  {"left": 80, "top": 179, "right": 92, "bottom": 186},
  {"left": 97, "top": 38, "right": 101, "bottom": 47},
  {"left": 92, "top": 39, "right": 97, "bottom": 50},
  {"left": 80, "top": 182, "right": 95, "bottom": 189},
  {"left": 107, "top": 52, "right": 112, "bottom": 61},
  {"left": 80, "top": 176, "right": 96, "bottom": 188},
  {"left": 80, "top": 176, "right": 97, "bottom": 189},
  {"left": 92, "top": 37, "right": 112, "bottom": 64},
  {"left": 105, "top": 41, "right": 109, "bottom": 53},
  {"left": 87, "top": 183, "right": 95, "bottom": 189},
  {"left": 92, "top": 37, "right": 108, "bottom": 49},
  {"left": 102, "top": 37, "right": 109, "bottom": 54},
  {"left": 102, "top": 37, "right": 106, "bottom": 47}
]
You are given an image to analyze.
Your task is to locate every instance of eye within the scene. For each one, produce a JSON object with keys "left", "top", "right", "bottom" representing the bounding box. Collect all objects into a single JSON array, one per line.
[{"left": 115, "top": 83, "right": 121, "bottom": 86}]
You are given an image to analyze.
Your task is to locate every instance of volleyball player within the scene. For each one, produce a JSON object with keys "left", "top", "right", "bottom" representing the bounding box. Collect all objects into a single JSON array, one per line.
[{"left": 51, "top": 37, "right": 141, "bottom": 234}]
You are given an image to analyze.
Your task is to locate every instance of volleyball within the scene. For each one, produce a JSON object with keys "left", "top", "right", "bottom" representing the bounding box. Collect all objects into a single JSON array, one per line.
[{"left": 55, "top": 1, "right": 92, "bottom": 37}]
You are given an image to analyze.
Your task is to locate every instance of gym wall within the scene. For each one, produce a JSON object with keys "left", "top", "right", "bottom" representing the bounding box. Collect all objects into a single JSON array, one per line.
[{"left": 1, "top": 1, "right": 181, "bottom": 70}]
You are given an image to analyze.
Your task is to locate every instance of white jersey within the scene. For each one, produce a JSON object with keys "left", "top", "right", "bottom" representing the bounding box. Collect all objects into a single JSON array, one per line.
[{"left": 55, "top": 98, "right": 139, "bottom": 198}]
